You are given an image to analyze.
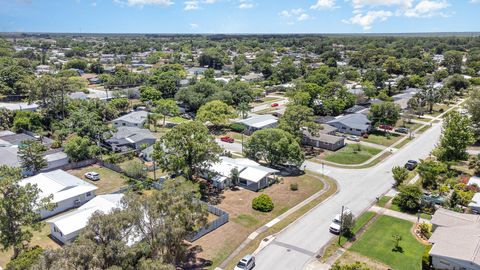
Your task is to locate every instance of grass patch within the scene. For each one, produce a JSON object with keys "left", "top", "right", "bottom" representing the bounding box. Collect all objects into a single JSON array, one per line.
[
  {"left": 324, "top": 144, "right": 381, "bottom": 165},
  {"left": 363, "top": 130, "right": 404, "bottom": 147},
  {"left": 165, "top": 116, "right": 190, "bottom": 124},
  {"left": 233, "top": 214, "right": 260, "bottom": 229},
  {"left": 376, "top": 196, "right": 392, "bottom": 208},
  {"left": 350, "top": 215, "right": 426, "bottom": 270},
  {"left": 394, "top": 137, "right": 413, "bottom": 149},
  {"left": 416, "top": 125, "right": 432, "bottom": 134},
  {"left": 68, "top": 165, "right": 128, "bottom": 194}
]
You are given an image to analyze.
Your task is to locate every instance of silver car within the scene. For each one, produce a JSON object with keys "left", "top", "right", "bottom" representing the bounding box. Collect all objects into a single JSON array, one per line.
[
  {"left": 84, "top": 172, "right": 100, "bottom": 181},
  {"left": 234, "top": 254, "right": 255, "bottom": 270}
]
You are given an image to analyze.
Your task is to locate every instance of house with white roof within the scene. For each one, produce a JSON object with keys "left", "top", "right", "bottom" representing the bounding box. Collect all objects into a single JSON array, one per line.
[
  {"left": 203, "top": 156, "right": 279, "bottom": 191},
  {"left": 112, "top": 111, "right": 149, "bottom": 128},
  {"left": 236, "top": 114, "right": 278, "bottom": 135},
  {"left": 48, "top": 194, "right": 124, "bottom": 244},
  {"left": 19, "top": 170, "right": 98, "bottom": 219}
]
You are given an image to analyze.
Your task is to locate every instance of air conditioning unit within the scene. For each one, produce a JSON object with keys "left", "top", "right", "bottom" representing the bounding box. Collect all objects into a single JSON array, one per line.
[{"left": 74, "top": 199, "right": 82, "bottom": 206}]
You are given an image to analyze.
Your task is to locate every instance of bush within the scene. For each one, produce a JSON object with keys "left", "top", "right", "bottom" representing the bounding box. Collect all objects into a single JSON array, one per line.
[
  {"left": 124, "top": 160, "right": 147, "bottom": 180},
  {"left": 419, "top": 222, "right": 432, "bottom": 238},
  {"left": 290, "top": 182, "right": 298, "bottom": 191},
  {"left": 6, "top": 246, "right": 43, "bottom": 270},
  {"left": 422, "top": 245, "right": 432, "bottom": 270},
  {"left": 252, "top": 194, "right": 274, "bottom": 212},
  {"left": 230, "top": 123, "right": 247, "bottom": 133}
]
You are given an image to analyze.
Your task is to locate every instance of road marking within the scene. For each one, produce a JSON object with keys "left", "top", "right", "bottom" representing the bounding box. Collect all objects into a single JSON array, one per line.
[{"left": 272, "top": 241, "right": 316, "bottom": 256}]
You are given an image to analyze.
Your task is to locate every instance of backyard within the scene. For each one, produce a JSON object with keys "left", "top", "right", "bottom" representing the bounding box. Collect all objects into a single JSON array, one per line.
[
  {"left": 323, "top": 144, "right": 381, "bottom": 165},
  {"left": 349, "top": 215, "right": 427, "bottom": 270},
  {"left": 68, "top": 164, "right": 128, "bottom": 194},
  {"left": 193, "top": 174, "right": 325, "bottom": 268}
]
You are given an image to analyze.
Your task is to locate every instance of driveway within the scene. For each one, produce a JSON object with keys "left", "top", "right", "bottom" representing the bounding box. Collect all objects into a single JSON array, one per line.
[{"left": 250, "top": 122, "right": 442, "bottom": 270}]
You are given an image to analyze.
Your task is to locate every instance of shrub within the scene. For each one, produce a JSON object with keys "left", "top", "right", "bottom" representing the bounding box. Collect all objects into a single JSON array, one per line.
[
  {"left": 252, "top": 194, "right": 274, "bottom": 212},
  {"left": 124, "top": 160, "right": 147, "bottom": 180},
  {"left": 6, "top": 246, "right": 43, "bottom": 270},
  {"left": 419, "top": 222, "right": 432, "bottom": 238},
  {"left": 290, "top": 182, "right": 298, "bottom": 191},
  {"left": 230, "top": 123, "right": 247, "bottom": 133},
  {"left": 422, "top": 245, "right": 432, "bottom": 270}
]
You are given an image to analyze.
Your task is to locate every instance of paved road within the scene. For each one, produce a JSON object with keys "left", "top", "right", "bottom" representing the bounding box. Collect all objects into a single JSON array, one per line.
[
  {"left": 249, "top": 122, "right": 442, "bottom": 270},
  {"left": 251, "top": 98, "right": 288, "bottom": 113}
]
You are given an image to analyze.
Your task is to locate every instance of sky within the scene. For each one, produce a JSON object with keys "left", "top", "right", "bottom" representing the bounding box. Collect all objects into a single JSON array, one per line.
[{"left": 0, "top": 0, "right": 479, "bottom": 34}]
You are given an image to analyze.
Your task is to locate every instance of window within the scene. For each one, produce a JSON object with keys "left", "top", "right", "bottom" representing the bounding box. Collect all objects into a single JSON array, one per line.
[
  {"left": 122, "top": 123, "right": 126, "bottom": 126},
  {"left": 86, "top": 192, "right": 91, "bottom": 197},
  {"left": 240, "top": 179, "right": 247, "bottom": 185}
]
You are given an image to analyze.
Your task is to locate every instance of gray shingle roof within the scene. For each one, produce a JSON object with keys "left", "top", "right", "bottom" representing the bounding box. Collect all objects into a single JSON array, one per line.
[
  {"left": 113, "top": 111, "right": 148, "bottom": 125},
  {"left": 327, "top": 113, "right": 371, "bottom": 131}
]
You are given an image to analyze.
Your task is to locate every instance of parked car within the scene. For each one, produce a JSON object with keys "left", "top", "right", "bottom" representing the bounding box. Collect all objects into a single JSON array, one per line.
[
  {"left": 404, "top": 160, "right": 418, "bottom": 171},
  {"left": 347, "top": 135, "right": 360, "bottom": 142},
  {"left": 84, "top": 172, "right": 100, "bottom": 181},
  {"left": 234, "top": 254, "right": 255, "bottom": 270},
  {"left": 220, "top": 136, "right": 234, "bottom": 143},
  {"left": 271, "top": 103, "right": 279, "bottom": 107},
  {"left": 329, "top": 209, "right": 352, "bottom": 235},
  {"left": 379, "top": 124, "right": 393, "bottom": 130},
  {"left": 395, "top": 127, "right": 409, "bottom": 134},
  {"left": 362, "top": 133, "right": 369, "bottom": 139}
]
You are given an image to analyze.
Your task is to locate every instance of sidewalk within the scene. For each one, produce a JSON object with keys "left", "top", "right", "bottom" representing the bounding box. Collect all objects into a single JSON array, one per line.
[
  {"left": 370, "top": 205, "right": 429, "bottom": 223},
  {"left": 216, "top": 175, "right": 333, "bottom": 270}
]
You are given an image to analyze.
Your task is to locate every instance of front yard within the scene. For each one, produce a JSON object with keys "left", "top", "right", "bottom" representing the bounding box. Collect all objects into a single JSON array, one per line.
[
  {"left": 349, "top": 215, "right": 427, "bottom": 270},
  {"left": 323, "top": 144, "right": 381, "bottom": 165},
  {"left": 362, "top": 130, "right": 404, "bottom": 147},
  {"left": 193, "top": 174, "right": 325, "bottom": 268},
  {"left": 68, "top": 164, "right": 128, "bottom": 194}
]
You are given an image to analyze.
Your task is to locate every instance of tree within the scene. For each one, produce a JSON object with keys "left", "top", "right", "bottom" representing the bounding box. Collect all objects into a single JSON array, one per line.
[
  {"left": 279, "top": 105, "right": 319, "bottom": 139},
  {"left": 123, "top": 178, "right": 207, "bottom": 263},
  {"left": 18, "top": 140, "right": 47, "bottom": 174},
  {"left": 392, "top": 166, "right": 409, "bottom": 187},
  {"left": 466, "top": 87, "right": 480, "bottom": 137},
  {"left": 437, "top": 111, "right": 475, "bottom": 161},
  {"left": 236, "top": 102, "right": 250, "bottom": 119},
  {"left": 230, "top": 167, "right": 240, "bottom": 187},
  {"left": 124, "top": 160, "right": 147, "bottom": 180},
  {"left": 198, "top": 48, "right": 226, "bottom": 69},
  {"left": 196, "top": 100, "right": 237, "bottom": 127},
  {"left": 175, "top": 81, "right": 230, "bottom": 112},
  {"left": 445, "top": 74, "right": 471, "bottom": 95},
  {"left": 392, "top": 234, "right": 403, "bottom": 252},
  {"left": 341, "top": 210, "right": 356, "bottom": 236},
  {"left": 443, "top": 50, "right": 463, "bottom": 74},
  {"left": 153, "top": 121, "right": 221, "bottom": 180},
  {"left": 225, "top": 81, "right": 254, "bottom": 104},
  {"left": 6, "top": 246, "right": 43, "bottom": 270},
  {"left": 64, "top": 59, "right": 88, "bottom": 71},
  {"left": 392, "top": 184, "right": 422, "bottom": 212},
  {"left": 64, "top": 136, "right": 100, "bottom": 162},
  {"left": 244, "top": 128, "right": 304, "bottom": 168},
  {"left": 368, "top": 102, "right": 401, "bottom": 129},
  {"left": 109, "top": 98, "right": 130, "bottom": 113},
  {"left": 140, "top": 86, "right": 162, "bottom": 102},
  {"left": 0, "top": 166, "right": 52, "bottom": 259},
  {"left": 469, "top": 154, "right": 480, "bottom": 176},
  {"left": 275, "top": 56, "right": 298, "bottom": 83},
  {"left": 153, "top": 99, "right": 180, "bottom": 126},
  {"left": 417, "top": 160, "right": 447, "bottom": 190}
]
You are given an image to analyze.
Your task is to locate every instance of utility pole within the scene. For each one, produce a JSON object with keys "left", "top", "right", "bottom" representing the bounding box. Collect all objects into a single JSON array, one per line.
[
  {"left": 338, "top": 205, "right": 344, "bottom": 245},
  {"left": 153, "top": 158, "right": 157, "bottom": 182},
  {"left": 61, "top": 79, "right": 65, "bottom": 120}
]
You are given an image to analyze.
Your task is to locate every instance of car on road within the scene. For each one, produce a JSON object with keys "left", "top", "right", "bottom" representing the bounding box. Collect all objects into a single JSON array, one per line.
[
  {"left": 329, "top": 209, "right": 352, "bottom": 234},
  {"left": 395, "top": 127, "right": 409, "bottom": 134},
  {"left": 347, "top": 135, "right": 360, "bottom": 142},
  {"left": 220, "top": 136, "right": 234, "bottom": 143},
  {"left": 271, "top": 103, "right": 279, "bottom": 107},
  {"left": 404, "top": 160, "right": 418, "bottom": 171},
  {"left": 234, "top": 254, "right": 255, "bottom": 270},
  {"left": 379, "top": 124, "right": 394, "bottom": 130},
  {"left": 84, "top": 172, "right": 100, "bottom": 181}
]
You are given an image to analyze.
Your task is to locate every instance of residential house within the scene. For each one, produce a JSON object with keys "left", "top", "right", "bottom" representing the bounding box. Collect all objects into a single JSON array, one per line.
[
  {"left": 0, "top": 102, "right": 39, "bottom": 112},
  {"left": 105, "top": 126, "right": 156, "bottom": 152},
  {"left": 301, "top": 125, "right": 345, "bottom": 151},
  {"left": 236, "top": 114, "right": 278, "bottom": 135},
  {"left": 428, "top": 208, "right": 480, "bottom": 270},
  {"left": 19, "top": 170, "right": 98, "bottom": 219},
  {"left": 48, "top": 194, "right": 123, "bottom": 244},
  {"left": 469, "top": 193, "right": 480, "bottom": 214},
  {"left": 327, "top": 114, "right": 371, "bottom": 136},
  {"left": 112, "top": 111, "right": 149, "bottom": 128},
  {"left": 203, "top": 156, "right": 279, "bottom": 191}
]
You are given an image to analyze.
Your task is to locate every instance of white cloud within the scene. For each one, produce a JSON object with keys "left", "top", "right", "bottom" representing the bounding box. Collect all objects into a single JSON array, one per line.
[
  {"left": 342, "top": 10, "right": 393, "bottom": 30},
  {"left": 184, "top": 0, "right": 199, "bottom": 10},
  {"left": 279, "top": 8, "right": 311, "bottom": 23},
  {"left": 114, "top": 0, "right": 174, "bottom": 7},
  {"left": 311, "top": 0, "right": 337, "bottom": 10},
  {"left": 470, "top": 0, "right": 480, "bottom": 3},
  {"left": 203, "top": 0, "right": 217, "bottom": 3},
  {"left": 350, "top": 0, "right": 413, "bottom": 9},
  {"left": 404, "top": 0, "right": 450, "bottom": 17},
  {"left": 190, "top": 23, "right": 199, "bottom": 28},
  {"left": 238, "top": 0, "right": 254, "bottom": 9},
  {"left": 298, "top": 13, "right": 311, "bottom": 21}
]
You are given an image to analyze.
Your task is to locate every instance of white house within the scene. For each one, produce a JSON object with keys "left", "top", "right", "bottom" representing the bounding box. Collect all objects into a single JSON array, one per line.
[
  {"left": 112, "top": 111, "right": 149, "bottom": 128},
  {"left": 48, "top": 194, "right": 124, "bottom": 244},
  {"left": 203, "top": 157, "right": 279, "bottom": 191},
  {"left": 236, "top": 114, "right": 278, "bottom": 135},
  {"left": 19, "top": 170, "right": 98, "bottom": 219}
]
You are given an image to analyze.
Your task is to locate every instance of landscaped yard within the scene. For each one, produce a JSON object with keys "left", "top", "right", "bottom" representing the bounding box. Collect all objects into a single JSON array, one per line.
[
  {"left": 362, "top": 130, "right": 404, "bottom": 147},
  {"left": 349, "top": 215, "right": 426, "bottom": 270},
  {"left": 68, "top": 164, "right": 128, "bottom": 194},
  {"left": 324, "top": 144, "right": 381, "bottom": 165},
  {"left": 193, "top": 174, "right": 325, "bottom": 268},
  {"left": 425, "top": 103, "right": 450, "bottom": 117},
  {"left": 376, "top": 196, "right": 392, "bottom": 208},
  {"left": 0, "top": 223, "right": 60, "bottom": 268},
  {"left": 395, "top": 120, "right": 422, "bottom": 131}
]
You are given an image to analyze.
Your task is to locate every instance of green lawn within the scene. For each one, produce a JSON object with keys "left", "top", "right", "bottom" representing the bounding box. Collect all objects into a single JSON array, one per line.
[
  {"left": 394, "top": 138, "right": 413, "bottom": 149},
  {"left": 324, "top": 144, "right": 381, "bottom": 165},
  {"left": 416, "top": 125, "right": 432, "bottom": 134},
  {"left": 166, "top": 116, "right": 190, "bottom": 124},
  {"left": 350, "top": 215, "right": 426, "bottom": 270},
  {"left": 376, "top": 196, "right": 392, "bottom": 207},
  {"left": 395, "top": 121, "right": 422, "bottom": 131},
  {"left": 362, "top": 130, "right": 404, "bottom": 147},
  {"left": 68, "top": 165, "right": 128, "bottom": 194}
]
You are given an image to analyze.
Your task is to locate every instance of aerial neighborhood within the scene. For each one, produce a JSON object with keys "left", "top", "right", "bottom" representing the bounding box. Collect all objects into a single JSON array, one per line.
[{"left": 0, "top": 29, "right": 480, "bottom": 270}]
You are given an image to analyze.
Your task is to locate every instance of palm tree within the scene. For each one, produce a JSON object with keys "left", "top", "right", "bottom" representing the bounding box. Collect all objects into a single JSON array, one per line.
[{"left": 236, "top": 102, "right": 250, "bottom": 119}]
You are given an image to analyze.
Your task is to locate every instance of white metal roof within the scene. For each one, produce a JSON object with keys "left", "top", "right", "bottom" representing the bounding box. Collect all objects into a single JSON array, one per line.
[
  {"left": 49, "top": 194, "right": 124, "bottom": 235},
  {"left": 239, "top": 167, "right": 271, "bottom": 183}
]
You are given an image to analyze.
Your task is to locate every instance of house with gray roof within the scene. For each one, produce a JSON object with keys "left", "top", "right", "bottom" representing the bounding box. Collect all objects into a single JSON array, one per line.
[
  {"left": 428, "top": 208, "right": 480, "bottom": 270},
  {"left": 327, "top": 113, "right": 371, "bottom": 136},
  {"left": 112, "top": 111, "right": 149, "bottom": 128},
  {"left": 105, "top": 126, "right": 156, "bottom": 152},
  {"left": 236, "top": 114, "right": 278, "bottom": 135},
  {"left": 301, "top": 125, "right": 345, "bottom": 151}
]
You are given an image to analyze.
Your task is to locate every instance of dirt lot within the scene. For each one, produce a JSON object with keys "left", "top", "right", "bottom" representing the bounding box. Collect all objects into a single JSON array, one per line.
[{"left": 192, "top": 174, "right": 325, "bottom": 268}]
